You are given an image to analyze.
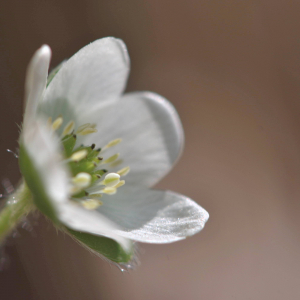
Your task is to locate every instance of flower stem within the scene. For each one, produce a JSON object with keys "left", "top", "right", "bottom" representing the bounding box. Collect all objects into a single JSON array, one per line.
[{"left": 0, "top": 181, "right": 34, "bottom": 243}]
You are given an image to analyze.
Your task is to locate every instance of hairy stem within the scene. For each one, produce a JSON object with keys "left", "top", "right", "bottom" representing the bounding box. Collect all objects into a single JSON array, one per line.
[{"left": 0, "top": 181, "right": 34, "bottom": 243}]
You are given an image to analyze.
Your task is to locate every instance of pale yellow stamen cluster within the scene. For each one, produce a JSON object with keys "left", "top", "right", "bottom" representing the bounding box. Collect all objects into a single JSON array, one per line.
[
  {"left": 48, "top": 116, "right": 131, "bottom": 210},
  {"left": 48, "top": 118, "right": 98, "bottom": 138}
]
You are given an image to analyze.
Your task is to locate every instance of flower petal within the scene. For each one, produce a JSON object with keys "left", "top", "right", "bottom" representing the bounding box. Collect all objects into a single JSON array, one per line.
[
  {"left": 19, "top": 120, "right": 69, "bottom": 222},
  {"left": 58, "top": 201, "right": 133, "bottom": 253},
  {"left": 79, "top": 92, "right": 184, "bottom": 187},
  {"left": 23, "top": 45, "right": 51, "bottom": 130},
  {"left": 42, "top": 37, "right": 130, "bottom": 122},
  {"left": 98, "top": 189, "right": 209, "bottom": 243}
]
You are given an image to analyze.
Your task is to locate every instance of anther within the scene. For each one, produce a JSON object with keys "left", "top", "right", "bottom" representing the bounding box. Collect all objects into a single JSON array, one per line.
[
  {"left": 100, "top": 173, "right": 120, "bottom": 187},
  {"left": 96, "top": 174, "right": 101, "bottom": 179},
  {"left": 72, "top": 172, "right": 92, "bottom": 189},
  {"left": 70, "top": 149, "right": 88, "bottom": 162},
  {"left": 78, "top": 127, "right": 98, "bottom": 135},
  {"left": 117, "top": 166, "right": 130, "bottom": 177},
  {"left": 97, "top": 157, "right": 103, "bottom": 161},
  {"left": 76, "top": 123, "right": 90, "bottom": 132},
  {"left": 91, "top": 144, "right": 95, "bottom": 150},
  {"left": 76, "top": 123, "right": 98, "bottom": 135},
  {"left": 115, "top": 180, "right": 125, "bottom": 188},
  {"left": 52, "top": 116, "right": 63, "bottom": 131},
  {"left": 101, "top": 187, "right": 117, "bottom": 195},
  {"left": 102, "top": 153, "right": 120, "bottom": 164},
  {"left": 103, "top": 139, "right": 122, "bottom": 150},
  {"left": 62, "top": 120, "right": 75, "bottom": 137}
]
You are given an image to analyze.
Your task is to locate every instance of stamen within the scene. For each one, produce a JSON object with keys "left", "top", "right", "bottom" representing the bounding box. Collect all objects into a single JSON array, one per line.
[
  {"left": 52, "top": 116, "right": 63, "bottom": 131},
  {"left": 77, "top": 127, "right": 98, "bottom": 135},
  {"left": 76, "top": 123, "right": 98, "bottom": 136},
  {"left": 76, "top": 123, "right": 91, "bottom": 133},
  {"left": 101, "top": 187, "right": 117, "bottom": 195},
  {"left": 70, "top": 150, "right": 88, "bottom": 162},
  {"left": 115, "top": 180, "right": 125, "bottom": 188},
  {"left": 91, "top": 144, "right": 95, "bottom": 150},
  {"left": 81, "top": 199, "right": 103, "bottom": 210},
  {"left": 102, "top": 153, "right": 120, "bottom": 164},
  {"left": 62, "top": 121, "right": 75, "bottom": 137},
  {"left": 72, "top": 172, "right": 92, "bottom": 189},
  {"left": 117, "top": 166, "right": 130, "bottom": 176},
  {"left": 103, "top": 139, "right": 122, "bottom": 150},
  {"left": 100, "top": 173, "right": 120, "bottom": 187}
]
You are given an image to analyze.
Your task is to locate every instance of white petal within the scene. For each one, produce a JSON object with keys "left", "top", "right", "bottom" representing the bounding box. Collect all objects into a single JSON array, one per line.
[
  {"left": 23, "top": 45, "right": 51, "bottom": 130},
  {"left": 22, "top": 120, "right": 69, "bottom": 206},
  {"left": 79, "top": 92, "right": 184, "bottom": 188},
  {"left": 58, "top": 202, "right": 132, "bottom": 252},
  {"left": 41, "top": 38, "right": 130, "bottom": 124},
  {"left": 98, "top": 189, "right": 209, "bottom": 243}
]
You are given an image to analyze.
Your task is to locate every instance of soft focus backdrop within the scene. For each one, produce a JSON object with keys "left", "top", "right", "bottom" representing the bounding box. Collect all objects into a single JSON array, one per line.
[{"left": 1, "top": 1, "right": 300, "bottom": 299}]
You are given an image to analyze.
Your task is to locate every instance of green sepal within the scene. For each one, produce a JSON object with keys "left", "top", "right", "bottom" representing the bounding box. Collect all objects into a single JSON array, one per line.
[
  {"left": 18, "top": 144, "right": 59, "bottom": 224},
  {"left": 67, "top": 228, "right": 133, "bottom": 263},
  {"left": 62, "top": 134, "right": 77, "bottom": 157}
]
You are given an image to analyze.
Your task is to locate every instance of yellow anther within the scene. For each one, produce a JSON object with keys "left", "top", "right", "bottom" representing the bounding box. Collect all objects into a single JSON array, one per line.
[
  {"left": 72, "top": 172, "right": 91, "bottom": 189},
  {"left": 76, "top": 123, "right": 91, "bottom": 133},
  {"left": 81, "top": 199, "right": 103, "bottom": 210},
  {"left": 76, "top": 123, "right": 98, "bottom": 135},
  {"left": 52, "top": 116, "right": 63, "bottom": 131},
  {"left": 103, "top": 139, "right": 122, "bottom": 150},
  {"left": 101, "top": 187, "right": 117, "bottom": 195},
  {"left": 62, "top": 120, "right": 75, "bottom": 136},
  {"left": 115, "top": 180, "right": 125, "bottom": 188},
  {"left": 70, "top": 149, "right": 88, "bottom": 162},
  {"left": 117, "top": 166, "right": 130, "bottom": 176},
  {"left": 100, "top": 173, "right": 120, "bottom": 187},
  {"left": 102, "top": 153, "right": 120, "bottom": 164},
  {"left": 78, "top": 127, "right": 98, "bottom": 135}
]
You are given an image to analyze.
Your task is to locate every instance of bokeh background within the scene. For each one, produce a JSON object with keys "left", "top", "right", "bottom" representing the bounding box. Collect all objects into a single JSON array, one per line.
[{"left": 1, "top": 0, "right": 300, "bottom": 299}]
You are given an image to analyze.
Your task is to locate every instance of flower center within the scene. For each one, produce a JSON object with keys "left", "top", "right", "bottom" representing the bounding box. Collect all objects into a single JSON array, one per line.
[{"left": 49, "top": 116, "right": 130, "bottom": 210}]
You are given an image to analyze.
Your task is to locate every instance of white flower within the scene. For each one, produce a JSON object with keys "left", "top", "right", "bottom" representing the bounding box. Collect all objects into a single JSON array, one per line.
[{"left": 19, "top": 38, "right": 209, "bottom": 264}]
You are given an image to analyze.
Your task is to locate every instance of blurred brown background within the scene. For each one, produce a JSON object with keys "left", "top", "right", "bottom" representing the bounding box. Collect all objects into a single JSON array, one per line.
[{"left": 1, "top": 0, "right": 300, "bottom": 299}]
